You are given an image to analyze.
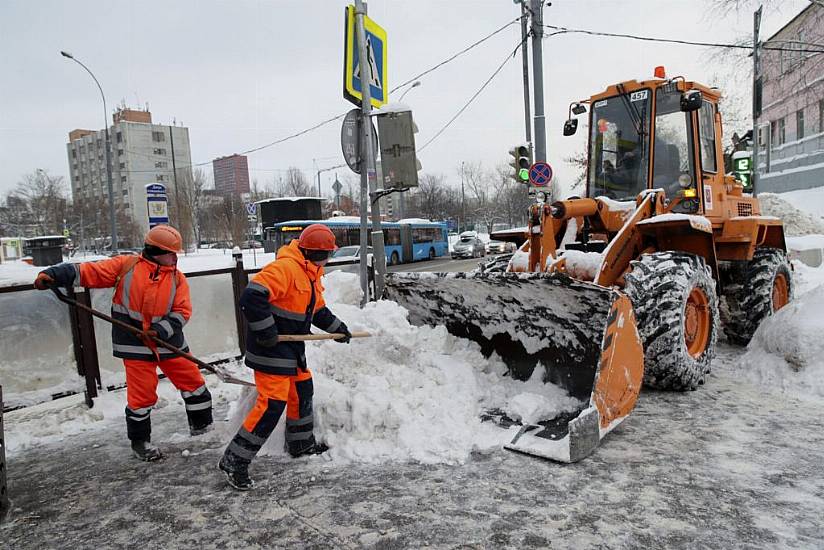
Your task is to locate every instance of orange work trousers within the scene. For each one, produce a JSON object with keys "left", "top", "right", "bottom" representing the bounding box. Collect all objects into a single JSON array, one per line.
[
  {"left": 123, "top": 356, "right": 206, "bottom": 410},
  {"left": 242, "top": 369, "right": 313, "bottom": 433}
]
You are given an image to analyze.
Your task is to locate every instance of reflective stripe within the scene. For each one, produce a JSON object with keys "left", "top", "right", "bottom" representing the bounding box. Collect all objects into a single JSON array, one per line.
[
  {"left": 248, "top": 316, "right": 275, "bottom": 331},
  {"left": 285, "top": 430, "right": 313, "bottom": 441},
  {"left": 248, "top": 282, "right": 270, "bottom": 295},
  {"left": 166, "top": 273, "right": 177, "bottom": 314},
  {"left": 72, "top": 264, "right": 81, "bottom": 287},
  {"left": 327, "top": 319, "right": 342, "bottom": 333},
  {"left": 271, "top": 305, "right": 307, "bottom": 321},
  {"left": 181, "top": 385, "right": 208, "bottom": 399},
  {"left": 121, "top": 268, "right": 135, "bottom": 310},
  {"left": 185, "top": 401, "right": 212, "bottom": 411},
  {"left": 126, "top": 414, "right": 151, "bottom": 421},
  {"left": 228, "top": 441, "right": 258, "bottom": 460},
  {"left": 115, "top": 343, "right": 155, "bottom": 355},
  {"left": 244, "top": 352, "right": 300, "bottom": 368},
  {"left": 286, "top": 415, "right": 314, "bottom": 427},
  {"left": 238, "top": 427, "right": 266, "bottom": 446},
  {"left": 112, "top": 303, "right": 144, "bottom": 322},
  {"left": 156, "top": 320, "right": 173, "bottom": 337},
  {"left": 169, "top": 312, "right": 187, "bottom": 326},
  {"left": 127, "top": 406, "right": 153, "bottom": 416}
]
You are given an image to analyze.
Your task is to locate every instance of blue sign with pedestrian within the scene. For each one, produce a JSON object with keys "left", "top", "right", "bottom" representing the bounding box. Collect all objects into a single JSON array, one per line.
[{"left": 529, "top": 162, "right": 553, "bottom": 187}]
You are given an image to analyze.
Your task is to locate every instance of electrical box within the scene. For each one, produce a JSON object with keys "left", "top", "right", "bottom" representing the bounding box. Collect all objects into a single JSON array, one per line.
[{"left": 376, "top": 110, "right": 420, "bottom": 190}]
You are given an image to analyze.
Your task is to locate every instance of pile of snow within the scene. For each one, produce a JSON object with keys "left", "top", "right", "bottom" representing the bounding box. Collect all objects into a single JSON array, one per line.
[
  {"left": 4, "top": 270, "right": 583, "bottom": 466},
  {"left": 735, "top": 263, "right": 824, "bottom": 400},
  {"left": 758, "top": 193, "right": 824, "bottom": 236}
]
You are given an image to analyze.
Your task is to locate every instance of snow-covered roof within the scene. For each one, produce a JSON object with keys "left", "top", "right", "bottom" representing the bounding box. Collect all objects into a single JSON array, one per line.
[
  {"left": 397, "top": 218, "right": 433, "bottom": 224},
  {"left": 254, "top": 197, "right": 324, "bottom": 204}
]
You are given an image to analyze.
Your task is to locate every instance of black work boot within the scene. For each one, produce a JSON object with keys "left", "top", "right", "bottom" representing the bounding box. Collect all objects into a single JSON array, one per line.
[
  {"left": 219, "top": 455, "right": 254, "bottom": 491},
  {"left": 131, "top": 439, "right": 163, "bottom": 462},
  {"left": 287, "top": 438, "right": 330, "bottom": 458}
]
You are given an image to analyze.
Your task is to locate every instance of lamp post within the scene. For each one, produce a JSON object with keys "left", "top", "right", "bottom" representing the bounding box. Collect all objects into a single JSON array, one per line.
[
  {"left": 61, "top": 51, "right": 117, "bottom": 253},
  {"left": 398, "top": 80, "right": 421, "bottom": 102},
  {"left": 460, "top": 161, "right": 466, "bottom": 233}
]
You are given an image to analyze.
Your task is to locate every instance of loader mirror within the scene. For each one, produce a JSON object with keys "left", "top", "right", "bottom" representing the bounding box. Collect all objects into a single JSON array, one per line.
[
  {"left": 680, "top": 90, "right": 702, "bottom": 112},
  {"left": 572, "top": 103, "right": 587, "bottom": 115},
  {"left": 563, "top": 118, "right": 578, "bottom": 136}
]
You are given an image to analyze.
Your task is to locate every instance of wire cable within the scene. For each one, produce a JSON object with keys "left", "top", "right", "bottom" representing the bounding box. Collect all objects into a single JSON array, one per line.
[
  {"left": 542, "top": 24, "right": 824, "bottom": 54},
  {"left": 419, "top": 37, "right": 527, "bottom": 152}
]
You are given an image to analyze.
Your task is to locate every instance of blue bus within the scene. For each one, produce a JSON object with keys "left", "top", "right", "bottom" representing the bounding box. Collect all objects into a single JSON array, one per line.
[{"left": 265, "top": 218, "right": 449, "bottom": 265}]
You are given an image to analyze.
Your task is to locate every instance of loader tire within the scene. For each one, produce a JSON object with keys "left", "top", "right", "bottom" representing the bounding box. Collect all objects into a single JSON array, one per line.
[
  {"left": 720, "top": 248, "right": 792, "bottom": 346},
  {"left": 624, "top": 252, "right": 719, "bottom": 391}
]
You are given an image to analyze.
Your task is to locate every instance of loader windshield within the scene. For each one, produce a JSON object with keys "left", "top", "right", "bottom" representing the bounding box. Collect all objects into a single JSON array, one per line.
[{"left": 587, "top": 89, "right": 651, "bottom": 200}]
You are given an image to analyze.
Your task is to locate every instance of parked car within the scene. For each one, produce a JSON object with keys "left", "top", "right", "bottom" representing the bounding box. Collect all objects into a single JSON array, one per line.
[
  {"left": 452, "top": 232, "right": 486, "bottom": 259},
  {"left": 241, "top": 240, "right": 263, "bottom": 249},
  {"left": 324, "top": 246, "right": 385, "bottom": 272},
  {"left": 485, "top": 240, "right": 516, "bottom": 254},
  {"left": 208, "top": 241, "right": 233, "bottom": 249}
]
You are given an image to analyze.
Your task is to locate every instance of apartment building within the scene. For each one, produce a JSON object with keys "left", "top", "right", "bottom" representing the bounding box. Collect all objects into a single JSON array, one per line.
[
  {"left": 212, "top": 154, "right": 250, "bottom": 195},
  {"left": 66, "top": 108, "right": 193, "bottom": 238}
]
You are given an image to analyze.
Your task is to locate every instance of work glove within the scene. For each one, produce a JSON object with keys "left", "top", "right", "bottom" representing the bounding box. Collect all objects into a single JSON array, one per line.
[
  {"left": 334, "top": 323, "right": 352, "bottom": 344},
  {"left": 256, "top": 334, "right": 280, "bottom": 348},
  {"left": 34, "top": 272, "right": 55, "bottom": 290}
]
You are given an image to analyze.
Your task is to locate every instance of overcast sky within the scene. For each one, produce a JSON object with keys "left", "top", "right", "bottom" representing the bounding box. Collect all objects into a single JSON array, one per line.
[{"left": 0, "top": 0, "right": 810, "bottom": 198}]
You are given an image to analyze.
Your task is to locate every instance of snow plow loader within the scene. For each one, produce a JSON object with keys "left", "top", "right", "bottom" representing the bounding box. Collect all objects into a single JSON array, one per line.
[{"left": 385, "top": 72, "right": 792, "bottom": 462}]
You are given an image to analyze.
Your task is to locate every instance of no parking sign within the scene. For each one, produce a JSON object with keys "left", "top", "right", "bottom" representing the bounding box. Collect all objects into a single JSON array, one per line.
[{"left": 529, "top": 162, "right": 553, "bottom": 187}]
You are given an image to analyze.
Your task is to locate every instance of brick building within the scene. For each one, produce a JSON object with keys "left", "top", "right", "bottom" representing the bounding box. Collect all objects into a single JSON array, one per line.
[{"left": 212, "top": 154, "right": 250, "bottom": 195}]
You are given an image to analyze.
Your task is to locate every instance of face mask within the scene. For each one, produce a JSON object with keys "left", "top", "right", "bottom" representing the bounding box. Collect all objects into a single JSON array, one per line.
[
  {"left": 154, "top": 252, "right": 178, "bottom": 266},
  {"left": 304, "top": 249, "right": 332, "bottom": 263}
]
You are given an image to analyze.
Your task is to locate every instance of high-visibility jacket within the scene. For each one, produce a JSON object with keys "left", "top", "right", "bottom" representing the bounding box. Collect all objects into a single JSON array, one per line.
[
  {"left": 45, "top": 255, "right": 191, "bottom": 361},
  {"left": 240, "top": 240, "right": 343, "bottom": 376}
]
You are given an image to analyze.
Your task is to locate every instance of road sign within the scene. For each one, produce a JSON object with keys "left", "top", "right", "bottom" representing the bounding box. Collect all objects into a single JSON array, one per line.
[
  {"left": 145, "top": 183, "right": 169, "bottom": 228},
  {"left": 343, "top": 4, "right": 388, "bottom": 108},
  {"left": 246, "top": 202, "right": 256, "bottom": 216},
  {"left": 332, "top": 179, "right": 343, "bottom": 194},
  {"left": 529, "top": 162, "right": 553, "bottom": 187},
  {"left": 341, "top": 108, "right": 378, "bottom": 174}
]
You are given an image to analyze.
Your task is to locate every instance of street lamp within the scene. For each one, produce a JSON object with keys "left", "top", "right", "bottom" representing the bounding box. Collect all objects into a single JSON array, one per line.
[
  {"left": 398, "top": 81, "right": 421, "bottom": 102},
  {"left": 61, "top": 50, "right": 117, "bottom": 253}
]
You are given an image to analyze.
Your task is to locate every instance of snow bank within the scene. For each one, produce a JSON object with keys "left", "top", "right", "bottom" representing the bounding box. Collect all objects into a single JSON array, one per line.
[
  {"left": 5, "top": 270, "right": 583, "bottom": 466},
  {"left": 736, "top": 265, "right": 824, "bottom": 400},
  {"left": 758, "top": 193, "right": 824, "bottom": 236}
]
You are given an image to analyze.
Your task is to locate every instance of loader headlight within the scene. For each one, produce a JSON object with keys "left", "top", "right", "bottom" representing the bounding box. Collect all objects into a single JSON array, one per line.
[{"left": 678, "top": 174, "right": 692, "bottom": 188}]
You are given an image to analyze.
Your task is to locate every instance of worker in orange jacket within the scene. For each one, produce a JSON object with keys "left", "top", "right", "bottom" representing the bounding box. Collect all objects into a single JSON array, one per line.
[
  {"left": 33, "top": 225, "right": 212, "bottom": 461},
  {"left": 219, "top": 224, "right": 351, "bottom": 490}
]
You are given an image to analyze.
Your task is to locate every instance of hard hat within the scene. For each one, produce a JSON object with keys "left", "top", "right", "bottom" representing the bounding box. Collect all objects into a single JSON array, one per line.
[
  {"left": 297, "top": 224, "right": 337, "bottom": 251},
  {"left": 145, "top": 225, "right": 183, "bottom": 253}
]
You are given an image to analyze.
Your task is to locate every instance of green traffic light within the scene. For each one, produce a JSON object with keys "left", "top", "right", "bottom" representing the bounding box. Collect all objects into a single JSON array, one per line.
[{"left": 518, "top": 168, "right": 530, "bottom": 182}]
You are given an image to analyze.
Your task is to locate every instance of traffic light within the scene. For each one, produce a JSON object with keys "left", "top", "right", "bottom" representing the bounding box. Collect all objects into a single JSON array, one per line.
[{"left": 509, "top": 143, "right": 532, "bottom": 183}]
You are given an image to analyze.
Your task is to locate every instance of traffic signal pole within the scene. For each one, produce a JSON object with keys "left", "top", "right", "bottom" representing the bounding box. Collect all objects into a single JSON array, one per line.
[
  {"left": 354, "top": 0, "right": 386, "bottom": 305},
  {"left": 520, "top": 1, "right": 532, "bottom": 145},
  {"left": 529, "top": 0, "right": 549, "bottom": 199}
]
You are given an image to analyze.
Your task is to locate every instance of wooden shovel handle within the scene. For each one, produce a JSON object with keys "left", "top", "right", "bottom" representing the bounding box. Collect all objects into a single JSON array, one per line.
[{"left": 277, "top": 331, "right": 371, "bottom": 342}]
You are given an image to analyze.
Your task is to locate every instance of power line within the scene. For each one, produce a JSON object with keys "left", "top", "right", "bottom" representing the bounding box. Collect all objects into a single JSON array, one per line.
[
  {"left": 419, "top": 37, "right": 527, "bottom": 152},
  {"left": 542, "top": 24, "right": 824, "bottom": 54}
]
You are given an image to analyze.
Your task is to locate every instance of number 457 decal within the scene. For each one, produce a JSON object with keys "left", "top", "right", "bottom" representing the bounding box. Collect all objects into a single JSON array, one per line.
[{"left": 630, "top": 90, "right": 648, "bottom": 102}]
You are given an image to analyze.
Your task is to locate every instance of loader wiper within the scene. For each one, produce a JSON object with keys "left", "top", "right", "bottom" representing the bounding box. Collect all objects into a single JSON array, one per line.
[{"left": 616, "top": 84, "right": 645, "bottom": 138}]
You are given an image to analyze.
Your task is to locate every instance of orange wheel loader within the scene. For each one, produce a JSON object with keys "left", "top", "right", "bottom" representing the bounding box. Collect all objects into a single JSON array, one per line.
[{"left": 385, "top": 72, "right": 792, "bottom": 462}]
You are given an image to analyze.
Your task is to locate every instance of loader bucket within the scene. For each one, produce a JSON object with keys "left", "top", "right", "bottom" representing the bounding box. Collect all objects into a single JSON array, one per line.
[{"left": 384, "top": 271, "right": 644, "bottom": 462}]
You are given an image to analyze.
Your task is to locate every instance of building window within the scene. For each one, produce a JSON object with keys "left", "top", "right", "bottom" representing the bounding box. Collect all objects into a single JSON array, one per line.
[
  {"left": 119, "top": 162, "right": 126, "bottom": 169},
  {"left": 122, "top": 189, "right": 128, "bottom": 196},
  {"left": 153, "top": 148, "right": 166, "bottom": 155},
  {"left": 770, "top": 121, "right": 777, "bottom": 149},
  {"left": 156, "top": 174, "right": 166, "bottom": 182},
  {"left": 154, "top": 161, "right": 168, "bottom": 168},
  {"left": 71, "top": 150, "right": 77, "bottom": 159},
  {"left": 797, "top": 109, "right": 805, "bottom": 140},
  {"left": 778, "top": 117, "right": 786, "bottom": 146},
  {"left": 121, "top": 176, "right": 127, "bottom": 183},
  {"left": 152, "top": 131, "right": 166, "bottom": 142},
  {"left": 116, "top": 132, "right": 122, "bottom": 143}
]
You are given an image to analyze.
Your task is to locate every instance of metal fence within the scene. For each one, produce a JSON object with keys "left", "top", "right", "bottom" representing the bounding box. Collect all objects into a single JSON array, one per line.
[{"left": 0, "top": 255, "right": 261, "bottom": 412}]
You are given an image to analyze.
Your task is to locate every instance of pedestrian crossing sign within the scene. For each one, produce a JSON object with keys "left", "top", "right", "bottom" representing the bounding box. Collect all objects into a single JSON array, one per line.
[{"left": 343, "top": 4, "right": 388, "bottom": 108}]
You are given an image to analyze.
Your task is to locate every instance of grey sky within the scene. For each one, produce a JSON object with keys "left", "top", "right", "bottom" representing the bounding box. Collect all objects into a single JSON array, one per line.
[{"left": 0, "top": 0, "right": 809, "bottom": 198}]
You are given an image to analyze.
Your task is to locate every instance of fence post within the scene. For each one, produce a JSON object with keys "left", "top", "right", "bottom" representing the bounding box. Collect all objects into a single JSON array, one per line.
[
  {"left": 67, "top": 287, "right": 101, "bottom": 407},
  {"left": 231, "top": 249, "right": 249, "bottom": 356},
  {"left": 1, "top": 385, "right": 9, "bottom": 523}
]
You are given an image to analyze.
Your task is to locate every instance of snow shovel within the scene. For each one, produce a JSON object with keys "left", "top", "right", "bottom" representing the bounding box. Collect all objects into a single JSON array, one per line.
[
  {"left": 50, "top": 287, "right": 254, "bottom": 387},
  {"left": 277, "top": 332, "right": 371, "bottom": 342}
]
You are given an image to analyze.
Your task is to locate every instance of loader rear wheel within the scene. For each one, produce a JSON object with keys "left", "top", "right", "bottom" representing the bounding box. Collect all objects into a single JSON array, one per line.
[
  {"left": 720, "top": 248, "right": 793, "bottom": 346},
  {"left": 624, "top": 252, "right": 719, "bottom": 391}
]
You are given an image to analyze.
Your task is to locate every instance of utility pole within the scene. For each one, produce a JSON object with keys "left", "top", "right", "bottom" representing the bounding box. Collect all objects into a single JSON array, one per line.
[
  {"left": 461, "top": 161, "right": 466, "bottom": 232},
  {"left": 529, "top": 0, "right": 548, "bottom": 199},
  {"left": 520, "top": 1, "right": 532, "bottom": 145},
  {"left": 751, "top": 5, "right": 763, "bottom": 196},
  {"left": 354, "top": 0, "right": 386, "bottom": 304},
  {"left": 168, "top": 125, "right": 182, "bottom": 246}
]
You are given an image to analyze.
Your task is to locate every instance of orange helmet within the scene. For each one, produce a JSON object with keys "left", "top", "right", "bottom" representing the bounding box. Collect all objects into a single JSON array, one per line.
[
  {"left": 298, "top": 224, "right": 337, "bottom": 251},
  {"left": 145, "top": 225, "right": 183, "bottom": 253}
]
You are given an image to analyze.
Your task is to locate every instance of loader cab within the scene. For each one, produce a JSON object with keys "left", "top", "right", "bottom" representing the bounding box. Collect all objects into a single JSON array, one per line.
[{"left": 581, "top": 78, "right": 720, "bottom": 215}]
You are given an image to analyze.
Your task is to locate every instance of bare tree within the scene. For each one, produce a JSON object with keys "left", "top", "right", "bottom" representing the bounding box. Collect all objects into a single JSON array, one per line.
[
  {"left": 8, "top": 170, "right": 69, "bottom": 236},
  {"left": 218, "top": 194, "right": 248, "bottom": 247},
  {"left": 272, "top": 167, "right": 313, "bottom": 197},
  {"left": 169, "top": 167, "right": 207, "bottom": 251}
]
